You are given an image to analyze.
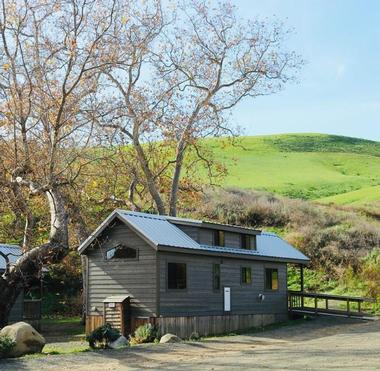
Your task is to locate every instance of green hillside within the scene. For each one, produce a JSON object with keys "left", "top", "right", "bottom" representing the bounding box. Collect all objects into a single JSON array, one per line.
[
  {"left": 204, "top": 133, "right": 380, "bottom": 203},
  {"left": 318, "top": 185, "right": 380, "bottom": 205}
]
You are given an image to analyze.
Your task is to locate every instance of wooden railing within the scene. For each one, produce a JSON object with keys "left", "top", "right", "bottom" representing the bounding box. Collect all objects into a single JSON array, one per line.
[
  {"left": 288, "top": 290, "right": 376, "bottom": 318},
  {"left": 23, "top": 299, "right": 42, "bottom": 320}
]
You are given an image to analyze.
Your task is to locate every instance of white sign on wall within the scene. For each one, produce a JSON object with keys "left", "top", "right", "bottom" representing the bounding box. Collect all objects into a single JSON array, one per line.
[{"left": 224, "top": 287, "right": 231, "bottom": 312}]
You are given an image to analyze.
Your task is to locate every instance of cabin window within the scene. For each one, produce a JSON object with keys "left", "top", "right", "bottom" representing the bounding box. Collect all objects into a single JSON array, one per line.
[
  {"left": 212, "top": 263, "right": 221, "bottom": 290},
  {"left": 106, "top": 244, "right": 138, "bottom": 260},
  {"left": 265, "top": 268, "right": 279, "bottom": 290},
  {"left": 168, "top": 262, "right": 187, "bottom": 290},
  {"left": 241, "top": 235, "right": 257, "bottom": 250},
  {"left": 241, "top": 267, "right": 252, "bottom": 284},
  {"left": 214, "top": 230, "right": 225, "bottom": 246}
]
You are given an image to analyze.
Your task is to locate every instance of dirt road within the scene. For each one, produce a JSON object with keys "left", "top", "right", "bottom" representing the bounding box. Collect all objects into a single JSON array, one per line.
[{"left": 1, "top": 317, "right": 379, "bottom": 370}]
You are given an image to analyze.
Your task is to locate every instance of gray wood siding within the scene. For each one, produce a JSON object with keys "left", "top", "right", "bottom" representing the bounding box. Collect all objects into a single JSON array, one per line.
[
  {"left": 9, "top": 291, "right": 23, "bottom": 322},
  {"left": 86, "top": 221, "right": 157, "bottom": 317},
  {"left": 225, "top": 232, "right": 241, "bottom": 248},
  {"left": 0, "top": 269, "right": 23, "bottom": 322},
  {"left": 159, "top": 252, "right": 287, "bottom": 316},
  {"left": 199, "top": 228, "right": 214, "bottom": 245},
  {"left": 176, "top": 225, "right": 200, "bottom": 242}
]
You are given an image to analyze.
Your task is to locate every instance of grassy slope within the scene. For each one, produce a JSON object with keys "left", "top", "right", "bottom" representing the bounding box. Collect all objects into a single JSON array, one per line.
[
  {"left": 204, "top": 133, "right": 380, "bottom": 202},
  {"left": 318, "top": 185, "right": 380, "bottom": 205}
]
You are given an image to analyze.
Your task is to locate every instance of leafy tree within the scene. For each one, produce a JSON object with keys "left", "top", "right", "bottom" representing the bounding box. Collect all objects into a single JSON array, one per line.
[
  {"left": 0, "top": 0, "right": 118, "bottom": 326},
  {"left": 100, "top": 0, "right": 303, "bottom": 216}
]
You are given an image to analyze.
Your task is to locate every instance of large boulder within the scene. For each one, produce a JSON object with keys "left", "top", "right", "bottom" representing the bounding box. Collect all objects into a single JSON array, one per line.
[
  {"left": 0, "top": 322, "right": 45, "bottom": 358},
  {"left": 159, "top": 333, "right": 182, "bottom": 344},
  {"left": 109, "top": 335, "right": 129, "bottom": 349}
]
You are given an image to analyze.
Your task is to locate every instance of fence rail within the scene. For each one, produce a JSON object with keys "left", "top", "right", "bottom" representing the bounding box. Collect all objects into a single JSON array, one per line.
[{"left": 288, "top": 290, "right": 376, "bottom": 318}]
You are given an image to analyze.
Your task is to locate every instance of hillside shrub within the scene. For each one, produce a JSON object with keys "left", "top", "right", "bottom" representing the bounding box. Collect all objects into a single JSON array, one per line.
[
  {"left": 361, "top": 249, "right": 380, "bottom": 300},
  {"left": 130, "top": 323, "right": 158, "bottom": 344},
  {"left": 0, "top": 335, "right": 16, "bottom": 358},
  {"left": 86, "top": 324, "right": 120, "bottom": 349},
  {"left": 195, "top": 188, "right": 380, "bottom": 281}
]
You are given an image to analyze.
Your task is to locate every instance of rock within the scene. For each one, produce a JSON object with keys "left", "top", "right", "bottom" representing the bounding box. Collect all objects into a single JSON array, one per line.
[
  {"left": 159, "top": 333, "right": 182, "bottom": 344},
  {"left": 109, "top": 335, "right": 129, "bottom": 349},
  {"left": 0, "top": 322, "right": 45, "bottom": 358}
]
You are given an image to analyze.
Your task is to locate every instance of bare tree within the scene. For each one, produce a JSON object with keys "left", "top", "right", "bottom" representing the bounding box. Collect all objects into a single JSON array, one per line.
[
  {"left": 101, "top": 0, "right": 303, "bottom": 216},
  {"left": 0, "top": 0, "right": 117, "bottom": 326}
]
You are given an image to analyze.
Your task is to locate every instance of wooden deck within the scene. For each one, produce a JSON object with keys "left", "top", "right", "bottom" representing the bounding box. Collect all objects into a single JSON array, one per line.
[{"left": 288, "top": 290, "right": 377, "bottom": 320}]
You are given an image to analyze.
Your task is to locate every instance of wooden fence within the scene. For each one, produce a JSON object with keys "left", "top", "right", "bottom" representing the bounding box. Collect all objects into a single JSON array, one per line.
[{"left": 86, "top": 313, "right": 287, "bottom": 338}]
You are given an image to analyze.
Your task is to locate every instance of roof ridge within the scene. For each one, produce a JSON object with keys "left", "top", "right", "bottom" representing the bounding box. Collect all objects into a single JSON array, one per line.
[
  {"left": 116, "top": 209, "right": 166, "bottom": 220},
  {"left": 115, "top": 209, "right": 261, "bottom": 232}
]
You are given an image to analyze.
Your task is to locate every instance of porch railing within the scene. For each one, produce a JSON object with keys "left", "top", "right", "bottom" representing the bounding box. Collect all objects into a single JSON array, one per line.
[{"left": 288, "top": 290, "right": 376, "bottom": 317}]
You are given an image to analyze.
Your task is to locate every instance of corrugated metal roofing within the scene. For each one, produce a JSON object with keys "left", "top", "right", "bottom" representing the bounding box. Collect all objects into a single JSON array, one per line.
[
  {"left": 78, "top": 209, "right": 309, "bottom": 263},
  {"left": 257, "top": 232, "right": 309, "bottom": 261},
  {"left": 0, "top": 244, "right": 22, "bottom": 270},
  {"left": 117, "top": 210, "right": 200, "bottom": 249},
  {"left": 160, "top": 234, "right": 308, "bottom": 262},
  {"left": 103, "top": 295, "right": 130, "bottom": 303}
]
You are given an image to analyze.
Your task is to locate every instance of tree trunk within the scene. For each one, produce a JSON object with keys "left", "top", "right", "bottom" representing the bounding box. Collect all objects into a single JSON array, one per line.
[
  {"left": 0, "top": 188, "right": 69, "bottom": 326},
  {"left": 133, "top": 138, "right": 166, "bottom": 214},
  {"left": 169, "top": 144, "right": 186, "bottom": 217}
]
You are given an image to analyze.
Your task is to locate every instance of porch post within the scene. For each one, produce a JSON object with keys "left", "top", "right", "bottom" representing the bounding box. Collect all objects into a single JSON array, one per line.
[{"left": 300, "top": 265, "right": 304, "bottom": 308}]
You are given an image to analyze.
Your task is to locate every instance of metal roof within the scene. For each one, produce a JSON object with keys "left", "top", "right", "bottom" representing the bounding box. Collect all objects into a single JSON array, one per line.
[
  {"left": 160, "top": 233, "right": 309, "bottom": 263},
  {"left": 78, "top": 209, "right": 309, "bottom": 263},
  {"left": 256, "top": 232, "right": 309, "bottom": 262},
  {"left": 103, "top": 295, "right": 130, "bottom": 303},
  {"left": 0, "top": 244, "right": 22, "bottom": 271},
  {"left": 117, "top": 210, "right": 200, "bottom": 249}
]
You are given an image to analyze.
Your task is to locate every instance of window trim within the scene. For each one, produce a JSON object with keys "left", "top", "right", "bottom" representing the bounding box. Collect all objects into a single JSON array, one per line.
[
  {"left": 167, "top": 261, "right": 187, "bottom": 291},
  {"left": 264, "top": 267, "right": 279, "bottom": 291},
  {"left": 212, "top": 263, "right": 221, "bottom": 291},
  {"left": 104, "top": 244, "right": 139, "bottom": 262},
  {"left": 241, "top": 266, "right": 252, "bottom": 285}
]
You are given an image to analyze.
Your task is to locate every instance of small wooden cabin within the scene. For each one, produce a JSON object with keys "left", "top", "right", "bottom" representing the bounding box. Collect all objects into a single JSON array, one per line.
[
  {"left": 0, "top": 244, "right": 42, "bottom": 328},
  {"left": 79, "top": 210, "right": 309, "bottom": 338},
  {"left": 0, "top": 244, "right": 24, "bottom": 322}
]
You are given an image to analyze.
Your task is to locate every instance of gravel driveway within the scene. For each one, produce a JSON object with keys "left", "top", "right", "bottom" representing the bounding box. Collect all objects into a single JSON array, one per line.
[{"left": 1, "top": 316, "right": 379, "bottom": 370}]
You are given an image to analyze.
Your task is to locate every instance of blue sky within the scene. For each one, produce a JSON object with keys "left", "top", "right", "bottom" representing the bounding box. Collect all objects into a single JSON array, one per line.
[{"left": 231, "top": 0, "right": 380, "bottom": 141}]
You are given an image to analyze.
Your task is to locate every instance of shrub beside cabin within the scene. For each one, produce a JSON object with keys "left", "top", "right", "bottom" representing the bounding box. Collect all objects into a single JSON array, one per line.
[{"left": 79, "top": 210, "right": 309, "bottom": 338}]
